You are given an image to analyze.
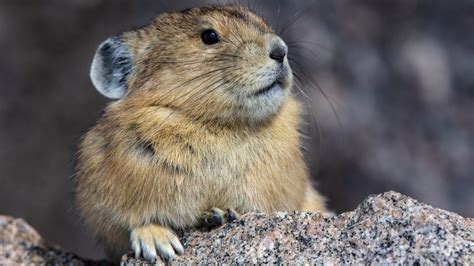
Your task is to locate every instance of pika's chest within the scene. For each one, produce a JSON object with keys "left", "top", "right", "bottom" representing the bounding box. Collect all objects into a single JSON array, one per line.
[
  {"left": 167, "top": 134, "right": 267, "bottom": 180},
  {"left": 158, "top": 131, "right": 302, "bottom": 210},
  {"left": 153, "top": 131, "right": 263, "bottom": 180}
]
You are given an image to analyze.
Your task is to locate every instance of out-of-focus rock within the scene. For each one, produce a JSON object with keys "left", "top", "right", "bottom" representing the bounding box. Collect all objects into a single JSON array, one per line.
[
  {"left": 122, "top": 192, "right": 473, "bottom": 265},
  {"left": 0, "top": 215, "right": 108, "bottom": 265}
]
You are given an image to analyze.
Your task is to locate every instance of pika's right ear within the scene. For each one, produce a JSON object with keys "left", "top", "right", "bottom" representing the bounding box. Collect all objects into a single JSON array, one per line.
[{"left": 90, "top": 36, "right": 132, "bottom": 99}]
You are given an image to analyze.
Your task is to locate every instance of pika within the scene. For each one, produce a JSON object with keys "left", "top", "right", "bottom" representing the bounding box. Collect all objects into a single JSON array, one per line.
[{"left": 75, "top": 4, "right": 327, "bottom": 263}]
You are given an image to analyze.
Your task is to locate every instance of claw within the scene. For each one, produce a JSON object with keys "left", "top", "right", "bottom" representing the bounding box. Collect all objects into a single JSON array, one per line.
[{"left": 130, "top": 224, "right": 184, "bottom": 262}]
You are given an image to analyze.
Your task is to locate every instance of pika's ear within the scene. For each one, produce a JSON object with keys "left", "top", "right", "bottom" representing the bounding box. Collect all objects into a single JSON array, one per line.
[{"left": 90, "top": 36, "right": 132, "bottom": 99}]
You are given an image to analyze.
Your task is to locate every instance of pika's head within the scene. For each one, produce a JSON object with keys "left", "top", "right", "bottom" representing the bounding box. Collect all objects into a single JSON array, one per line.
[{"left": 90, "top": 5, "right": 292, "bottom": 124}]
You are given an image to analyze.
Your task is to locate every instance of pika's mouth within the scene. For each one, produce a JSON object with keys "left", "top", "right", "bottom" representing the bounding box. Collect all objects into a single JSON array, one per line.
[{"left": 254, "top": 80, "right": 282, "bottom": 97}]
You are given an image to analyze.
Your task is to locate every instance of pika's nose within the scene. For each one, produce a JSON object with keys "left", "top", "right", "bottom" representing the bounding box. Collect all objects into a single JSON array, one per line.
[{"left": 270, "top": 45, "right": 286, "bottom": 63}]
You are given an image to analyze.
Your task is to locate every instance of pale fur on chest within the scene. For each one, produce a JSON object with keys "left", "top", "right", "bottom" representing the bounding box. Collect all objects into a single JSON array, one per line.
[{"left": 77, "top": 97, "right": 307, "bottom": 230}]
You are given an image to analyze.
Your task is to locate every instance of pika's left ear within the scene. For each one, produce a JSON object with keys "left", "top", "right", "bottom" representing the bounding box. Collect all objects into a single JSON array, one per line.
[{"left": 90, "top": 36, "right": 132, "bottom": 99}]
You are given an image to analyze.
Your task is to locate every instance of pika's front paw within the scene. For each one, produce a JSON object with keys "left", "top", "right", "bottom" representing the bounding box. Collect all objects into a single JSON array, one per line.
[
  {"left": 130, "top": 224, "right": 184, "bottom": 262},
  {"left": 200, "top": 207, "right": 240, "bottom": 229}
]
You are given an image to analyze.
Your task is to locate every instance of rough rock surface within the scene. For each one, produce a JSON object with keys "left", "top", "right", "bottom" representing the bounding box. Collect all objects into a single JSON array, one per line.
[
  {"left": 123, "top": 192, "right": 473, "bottom": 265},
  {"left": 1, "top": 192, "right": 472, "bottom": 265},
  {"left": 0, "top": 216, "right": 108, "bottom": 265}
]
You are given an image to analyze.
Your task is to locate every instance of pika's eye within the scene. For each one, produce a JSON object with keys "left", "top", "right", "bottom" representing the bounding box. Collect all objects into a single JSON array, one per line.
[{"left": 201, "top": 29, "right": 220, "bottom": 45}]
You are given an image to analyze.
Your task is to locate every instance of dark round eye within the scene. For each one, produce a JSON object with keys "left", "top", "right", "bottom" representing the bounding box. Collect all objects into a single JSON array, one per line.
[{"left": 201, "top": 29, "right": 220, "bottom": 45}]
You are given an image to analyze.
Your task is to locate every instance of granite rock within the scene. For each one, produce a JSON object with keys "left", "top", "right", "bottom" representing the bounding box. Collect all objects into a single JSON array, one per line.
[
  {"left": 0, "top": 216, "right": 108, "bottom": 265},
  {"left": 1, "top": 192, "right": 472, "bottom": 265},
  {"left": 122, "top": 191, "right": 473, "bottom": 265}
]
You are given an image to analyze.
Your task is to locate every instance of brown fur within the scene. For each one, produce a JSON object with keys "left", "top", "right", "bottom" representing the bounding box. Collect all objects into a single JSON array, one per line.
[{"left": 75, "top": 5, "right": 327, "bottom": 262}]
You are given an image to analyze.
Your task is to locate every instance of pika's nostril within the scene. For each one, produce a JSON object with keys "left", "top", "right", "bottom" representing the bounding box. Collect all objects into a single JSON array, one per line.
[{"left": 270, "top": 46, "right": 286, "bottom": 63}]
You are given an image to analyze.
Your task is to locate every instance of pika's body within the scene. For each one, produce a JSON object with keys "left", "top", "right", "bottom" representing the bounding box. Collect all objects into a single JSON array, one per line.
[{"left": 75, "top": 5, "right": 326, "bottom": 262}]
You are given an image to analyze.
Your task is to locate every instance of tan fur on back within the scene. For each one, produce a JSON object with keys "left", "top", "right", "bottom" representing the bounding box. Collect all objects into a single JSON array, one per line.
[{"left": 75, "top": 5, "right": 326, "bottom": 261}]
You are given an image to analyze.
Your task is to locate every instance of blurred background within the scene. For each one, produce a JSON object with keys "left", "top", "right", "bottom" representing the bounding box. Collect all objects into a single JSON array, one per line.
[{"left": 0, "top": 0, "right": 473, "bottom": 260}]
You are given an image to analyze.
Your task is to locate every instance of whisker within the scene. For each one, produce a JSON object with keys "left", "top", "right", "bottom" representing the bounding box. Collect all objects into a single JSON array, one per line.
[
  {"left": 182, "top": 67, "right": 243, "bottom": 107},
  {"left": 288, "top": 45, "right": 322, "bottom": 62},
  {"left": 147, "top": 58, "right": 234, "bottom": 66},
  {"left": 141, "top": 65, "right": 236, "bottom": 111},
  {"left": 292, "top": 72, "right": 312, "bottom": 101},
  {"left": 221, "top": 38, "right": 239, "bottom": 49},
  {"left": 161, "top": 65, "right": 239, "bottom": 104},
  {"left": 278, "top": 9, "right": 304, "bottom": 37},
  {"left": 289, "top": 54, "right": 341, "bottom": 110},
  {"left": 279, "top": 3, "right": 317, "bottom": 38},
  {"left": 292, "top": 72, "right": 324, "bottom": 171},
  {"left": 191, "top": 73, "right": 241, "bottom": 111},
  {"left": 287, "top": 40, "right": 332, "bottom": 52},
  {"left": 150, "top": 66, "right": 241, "bottom": 128},
  {"left": 211, "top": 53, "right": 246, "bottom": 60},
  {"left": 288, "top": 57, "right": 343, "bottom": 137},
  {"left": 275, "top": 0, "right": 282, "bottom": 33}
]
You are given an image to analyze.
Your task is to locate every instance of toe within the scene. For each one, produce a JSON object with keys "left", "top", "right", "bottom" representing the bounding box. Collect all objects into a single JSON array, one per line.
[
  {"left": 141, "top": 239, "right": 158, "bottom": 262},
  {"left": 154, "top": 241, "right": 175, "bottom": 262},
  {"left": 130, "top": 224, "right": 184, "bottom": 262},
  {"left": 131, "top": 237, "right": 142, "bottom": 259},
  {"left": 227, "top": 208, "right": 240, "bottom": 222},
  {"left": 168, "top": 234, "right": 185, "bottom": 255},
  {"left": 200, "top": 211, "right": 214, "bottom": 228},
  {"left": 211, "top": 207, "right": 226, "bottom": 226},
  {"left": 200, "top": 207, "right": 241, "bottom": 229}
]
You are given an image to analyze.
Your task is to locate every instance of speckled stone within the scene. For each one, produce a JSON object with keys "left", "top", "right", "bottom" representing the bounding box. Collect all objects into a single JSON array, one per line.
[
  {"left": 122, "top": 191, "right": 473, "bottom": 265},
  {"left": 1, "top": 192, "right": 472, "bottom": 265},
  {"left": 0, "top": 216, "right": 108, "bottom": 265}
]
